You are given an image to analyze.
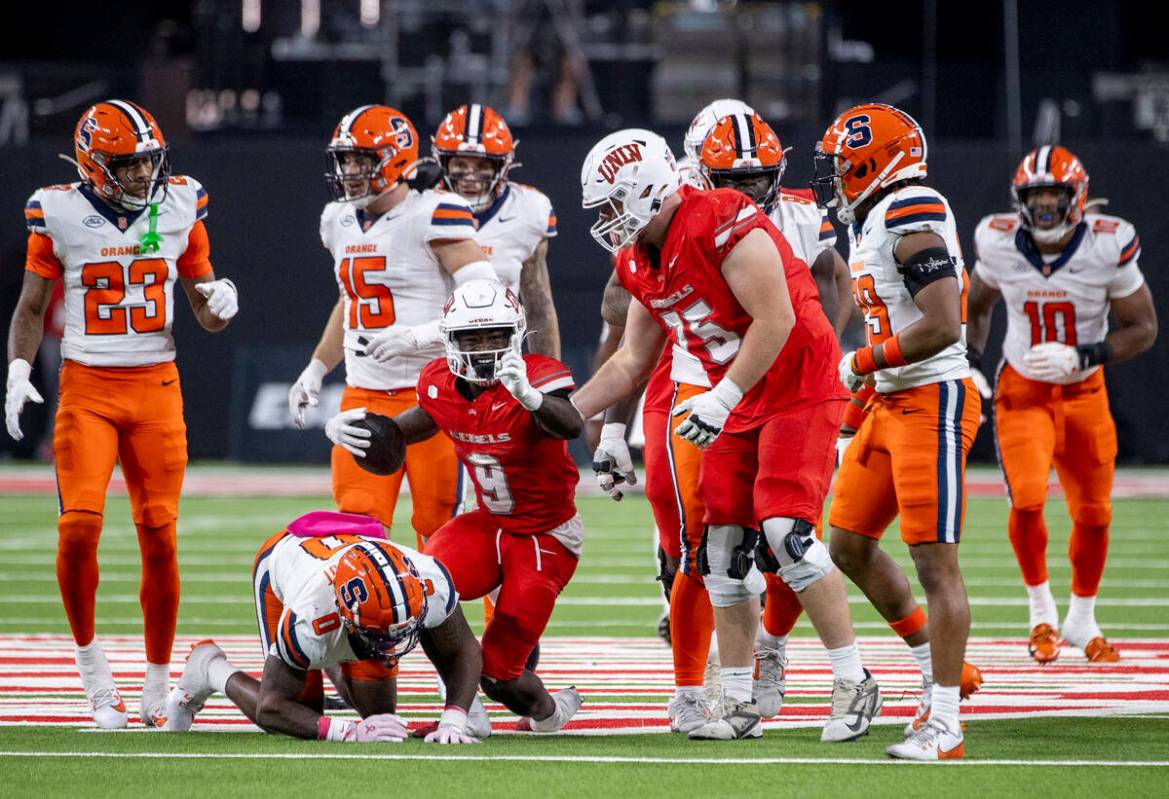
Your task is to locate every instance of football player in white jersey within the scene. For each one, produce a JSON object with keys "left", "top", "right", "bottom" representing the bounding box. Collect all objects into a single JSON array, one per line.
[
  {"left": 967, "top": 145, "right": 1157, "bottom": 664},
  {"left": 433, "top": 103, "right": 561, "bottom": 357},
  {"left": 164, "top": 510, "right": 486, "bottom": 743},
  {"left": 813, "top": 104, "right": 983, "bottom": 759},
  {"left": 5, "top": 100, "right": 238, "bottom": 729},
  {"left": 287, "top": 105, "right": 497, "bottom": 548}
]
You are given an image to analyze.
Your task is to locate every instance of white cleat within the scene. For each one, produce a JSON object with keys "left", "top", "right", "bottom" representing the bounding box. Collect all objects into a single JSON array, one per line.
[
  {"left": 667, "top": 691, "right": 712, "bottom": 733},
  {"left": 163, "top": 640, "right": 227, "bottom": 732},
  {"left": 75, "top": 642, "right": 128, "bottom": 730},
  {"left": 517, "top": 686, "right": 583, "bottom": 733},
  {"left": 821, "top": 668, "right": 882, "bottom": 742},
  {"left": 752, "top": 643, "right": 787, "bottom": 719},
  {"left": 141, "top": 683, "right": 169, "bottom": 728},
  {"left": 887, "top": 718, "right": 965, "bottom": 760},
  {"left": 702, "top": 649, "right": 721, "bottom": 704},
  {"left": 904, "top": 679, "right": 932, "bottom": 737},
  {"left": 687, "top": 697, "right": 762, "bottom": 741}
]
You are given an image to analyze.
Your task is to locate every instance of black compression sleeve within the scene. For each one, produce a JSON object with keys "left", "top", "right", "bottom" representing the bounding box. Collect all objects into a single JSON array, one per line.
[{"left": 899, "top": 246, "right": 957, "bottom": 298}]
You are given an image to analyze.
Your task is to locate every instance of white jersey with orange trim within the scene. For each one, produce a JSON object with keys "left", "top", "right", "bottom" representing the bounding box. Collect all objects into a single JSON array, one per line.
[
  {"left": 23, "top": 176, "right": 211, "bottom": 368},
  {"left": 262, "top": 533, "right": 457, "bottom": 670},
  {"left": 769, "top": 189, "right": 837, "bottom": 268},
  {"left": 475, "top": 183, "right": 557, "bottom": 293},
  {"left": 319, "top": 189, "right": 478, "bottom": 390},
  {"left": 847, "top": 184, "right": 969, "bottom": 393},
  {"left": 974, "top": 212, "right": 1144, "bottom": 385}
]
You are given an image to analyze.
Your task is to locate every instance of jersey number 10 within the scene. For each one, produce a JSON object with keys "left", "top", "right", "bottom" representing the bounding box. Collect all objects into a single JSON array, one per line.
[{"left": 1023, "top": 300, "right": 1077, "bottom": 346}]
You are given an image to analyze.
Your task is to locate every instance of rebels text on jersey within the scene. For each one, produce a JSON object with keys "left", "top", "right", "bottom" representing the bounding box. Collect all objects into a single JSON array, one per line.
[
  {"left": 260, "top": 530, "right": 457, "bottom": 671},
  {"left": 319, "top": 190, "right": 478, "bottom": 390},
  {"left": 474, "top": 183, "right": 557, "bottom": 293},
  {"left": 847, "top": 185, "right": 970, "bottom": 393},
  {"left": 416, "top": 355, "right": 578, "bottom": 534},
  {"left": 24, "top": 177, "right": 212, "bottom": 367},
  {"left": 615, "top": 186, "right": 843, "bottom": 431},
  {"left": 974, "top": 212, "right": 1144, "bottom": 385}
]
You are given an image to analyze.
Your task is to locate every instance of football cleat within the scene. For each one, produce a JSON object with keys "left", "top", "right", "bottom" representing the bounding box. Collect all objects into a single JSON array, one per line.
[
  {"left": 75, "top": 642, "right": 128, "bottom": 730},
  {"left": 667, "top": 692, "right": 712, "bottom": 733},
  {"left": 163, "top": 640, "right": 226, "bottom": 732},
  {"left": 140, "top": 681, "right": 169, "bottom": 728},
  {"left": 1028, "top": 623, "right": 1061, "bottom": 664},
  {"left": 516, "top": 686, "right": 583, "bottom": 733},
  {"left": 959, "top": 660, "right": 985, "bottom": 700},
  {"left": 1081, "top": 636, "right": 1121, "bottom": 663},
  {"left": 466, "top": 695, "right": 492, "bottom": 739},
  {"left": 887, "top": 718, "right": 965, "bottom": 760},
  {"left": 752, "top": 642, "right": 787, "bottom": 719},
  {"left": 904, "top": 663, "right": 983, "bottom": 736},
  {"left": 821, "top": 668, "right": 882, "bottom": 742},
  {"left": 687, "top": 697, "right": 762, "bottom": 741}
]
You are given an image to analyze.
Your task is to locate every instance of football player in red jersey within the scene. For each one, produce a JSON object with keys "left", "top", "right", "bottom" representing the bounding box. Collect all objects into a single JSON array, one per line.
[
  {"left": 325, "top": 279, "right": 585, "bottom": 732},
  {"left": 573, "top": 129, "right": 880, "bottom": 742}
]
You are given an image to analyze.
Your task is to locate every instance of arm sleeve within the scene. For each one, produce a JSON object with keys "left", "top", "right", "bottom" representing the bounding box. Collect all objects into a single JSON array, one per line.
[
  {"left": 176, "top": 220, "right": 213, "bottom": 279},
  {"left": 25, "top": 232, "right": 63, "bottom": 280}
]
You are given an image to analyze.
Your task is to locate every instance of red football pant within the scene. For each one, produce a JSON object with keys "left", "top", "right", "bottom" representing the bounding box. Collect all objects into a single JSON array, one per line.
[{"left": 425, "top": 510, "right": 577, "bottom": 681}]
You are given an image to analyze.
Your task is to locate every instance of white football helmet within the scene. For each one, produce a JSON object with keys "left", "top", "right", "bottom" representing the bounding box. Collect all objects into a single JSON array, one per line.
[
  {"left": 580, "top": 128, "right": 680, "bottom": 253},
  {"left": 440, "top": 279, "right": 526, "bottom": 384},
  {"left": 682, "top": 98, "right": 756, "bottom": 163}
]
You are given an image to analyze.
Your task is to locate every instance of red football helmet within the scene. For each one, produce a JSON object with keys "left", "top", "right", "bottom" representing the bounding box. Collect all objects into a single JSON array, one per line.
[
  {"left": 72, "top": 100, "right": 169, "bottom": 211},
  {"left": 812, "top": 103, "right": 928, "bottom": 224},
  {"left": 1012, "top": 145, "right": 1089, "bottom": 243},
  {"left": 333, "top": 540, "right": 428, "bottom": 663},
  {"left": 699, "top": 112, "right": 787, "bottom": 214},
  {"left": 432, "top": 104, "right": 516, "bottom": 211},
  {"left": 326, "top": 105, "right": 419, "bottom": 206}
]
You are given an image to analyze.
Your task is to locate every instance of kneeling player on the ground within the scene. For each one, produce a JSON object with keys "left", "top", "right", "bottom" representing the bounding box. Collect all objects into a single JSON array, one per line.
[
  {"left": 327, "top": 280, "right": 586, "bottom": 733},
  {"left": 165, "top": 511, "right": 485, "bottom": 743}
]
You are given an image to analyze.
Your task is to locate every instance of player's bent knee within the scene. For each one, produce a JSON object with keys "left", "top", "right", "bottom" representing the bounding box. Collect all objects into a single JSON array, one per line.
[
  {"left": 136, "top": 503, "right": 177, "bottom": 529},
  {"left": 757, "top": 517, "right": 834, "bottom": 593},
  {"left": 1074, "top": 504, "right": 1111, "bottom": 528}
]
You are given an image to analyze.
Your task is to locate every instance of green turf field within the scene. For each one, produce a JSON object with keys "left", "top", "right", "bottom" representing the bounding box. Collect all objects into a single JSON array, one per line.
[{"left": 2, "top": 490, "right": 1168, "bottom": 796}]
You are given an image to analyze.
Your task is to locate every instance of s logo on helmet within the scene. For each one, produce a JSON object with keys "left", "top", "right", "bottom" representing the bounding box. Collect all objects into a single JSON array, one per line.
[
  {"left": 77, "top": 115, "right": 98, "bottom": 153},
  {"left": 843, "top": 115, "right": 872, "bottom": 149},
  {"left": 389, "top": 116, "right": 414, "bottom": 150},
  {"left": 339, "top": 576, "right": 369, "bottom": 611},
  {"left": 597, "top": 143, "right": 643, "bottom": 184}
]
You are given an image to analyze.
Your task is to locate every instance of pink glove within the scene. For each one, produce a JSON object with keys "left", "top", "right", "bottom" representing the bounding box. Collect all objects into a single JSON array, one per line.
[{"left": 318, "top": 713, "right": 407, "bottom": 743}]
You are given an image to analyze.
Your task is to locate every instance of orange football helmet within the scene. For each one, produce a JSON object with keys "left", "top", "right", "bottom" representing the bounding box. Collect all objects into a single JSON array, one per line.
[
  {"left": 812, "top": 103, "right": 927, "bottom": 224},
  {"left": 1012, "top": 145, "right": 1089, "bottom": 243},
  {"left": 432, "top": 104, "right": 516, "bottom": 211},
  {"left": 333, "top": 540, "right": 428, "bottom": 663},
  {"left": 699, "top": 112, "right": 787, "bottom": 214},
  {"left": 325, "top": 105, "right": 419, "bottom": 205},
  {"left": 72, "top": 100, "right": 169, "bottom": 211}
]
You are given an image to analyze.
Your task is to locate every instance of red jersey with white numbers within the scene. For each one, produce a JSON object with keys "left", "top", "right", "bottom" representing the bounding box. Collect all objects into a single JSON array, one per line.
[
  {"left": 416, "top": 355, "right": 579, "bottom": 534},
  {"left": 615, "top": 187, "right": 844, "bottom": 430}
]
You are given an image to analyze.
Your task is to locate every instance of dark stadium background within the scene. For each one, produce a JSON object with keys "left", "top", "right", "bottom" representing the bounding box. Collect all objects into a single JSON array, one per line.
[{"left": 2, "top": 1, "right": 1165, "bottom": 465}]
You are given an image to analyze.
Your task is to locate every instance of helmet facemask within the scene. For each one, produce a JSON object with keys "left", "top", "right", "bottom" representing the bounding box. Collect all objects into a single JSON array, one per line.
[
  {"left": 1015, "top": 184, "right": 1075, "bottom": 244},
  {"left": 707, "top": 161, "right": 784, "bottom": 215},
  {"left": 343, "top": 615, "right": 423, "bottom": 665},
  {"left": 326, "top": 147, "right": 393, "bottom": 207},
  {"left": 586, "top": 187, "right": 652, "bottom": 254},
  {"left": 97, "top": 147, "right": 170, "bottom": 211},
  {"left": 445, "top": 325, "right": 522, "bottom": 385},
  {"left": 440, "top": 153, "right": 509, "bottom": 213}
]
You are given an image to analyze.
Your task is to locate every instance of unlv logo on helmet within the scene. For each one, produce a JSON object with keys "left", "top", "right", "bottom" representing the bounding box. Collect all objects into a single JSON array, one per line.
[{"left": 597, "top": 143, "right": 643, "bottom": 184}]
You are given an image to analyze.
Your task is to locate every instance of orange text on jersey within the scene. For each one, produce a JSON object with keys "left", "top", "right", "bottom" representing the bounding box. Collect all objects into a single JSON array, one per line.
[
  {"left": 344, "top": 244, "right": 378, "bottom": 254},
  {"left": 101, "top": 245, "right": 145, "bottom": 257}
]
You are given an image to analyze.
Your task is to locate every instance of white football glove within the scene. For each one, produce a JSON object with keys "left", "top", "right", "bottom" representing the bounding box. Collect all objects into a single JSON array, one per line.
[
  {"left": 593, "top": 422, "right": 636, "bottom": 501},
  {"left": 1022, "top": 341, "right": 1080, "bottom": 382},
  {"left": 969, "top": 366, "right": 992, "bottom": 425},
  {"left": 194, "top": 278, "right": 238, "bottom": 321},
  {"left": 5, "top": 359, "right": 43, "bottom": 442},
  {"left": 672, "top": 378, "right": 743, "bottom": 450},
  {"left": 321, "top": 713, "right": 408, "bottom": 743},
  {"left": 835, "top": 433, "right": 854, "bottom": 467},
  {"left": 288, "top": 359, "right": 328, "bottom": 430},
  {"left": 325, "top": 407, "right": 371, "bottom": 458},
  {"left": 838, "top": 351, "right": 865, "bottom": 393},
  {"left": 422, "top": 706, "right": 479, "bottom": 744},
  {"left": 498, "top": 350, "right": 543, "bottom": 411},
  {"left": 363, "top": 321, "right": 442, "bottom": 363}
]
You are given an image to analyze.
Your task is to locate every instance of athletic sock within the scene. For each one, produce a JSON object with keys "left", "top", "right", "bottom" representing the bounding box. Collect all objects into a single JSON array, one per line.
[
  {"left": 1026, "top": 580, "right": 1059, "bottom": 629},
  {"left": 720, "top": 668, "right": 752, "bottom": 703},
  {"left": 930, "top": 684, "right": 960, "bottom": 734},
  {"left": 208, "top": 657, "right": 241, "bottom": 694},
  {"left": 826, "top": 643, "right": 865, "bottom": 683},
  {"left": 909, "top": 642, "right": 933, "bottom": 684},
  {"left": 143, "top": 662, "right": 169, "bottom": 692},
  {"left": 1063, "top": 594, "right": 1103, "bottom": 643}
]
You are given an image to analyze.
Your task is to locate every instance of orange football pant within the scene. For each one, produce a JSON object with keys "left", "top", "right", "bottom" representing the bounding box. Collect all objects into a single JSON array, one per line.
[
  {"left": 54, "top": 360, "right": 187, "bottom": 664},
  {"left": 334, "top": 386, "right": 460, "bottom": 549},
  {"left": 995, "top": 365, "right": 1115, "bottom": 596}
]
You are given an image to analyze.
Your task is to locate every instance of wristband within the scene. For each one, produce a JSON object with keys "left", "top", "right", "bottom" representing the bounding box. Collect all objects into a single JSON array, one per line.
[
  {"left": 1076, "top": 341, "right": 1113, "bottom": 368},
  {"left": 317, "top": 716, "right": 357, "bottom": 742},
  {"left": 438, "top": 705, "right": 468, "bottom": 732},
  {"left": 452, "top": 260, "right": 497, "bottom": 285},
  {"left": 852, "top": 347, "right": 878, "bottom": 375},
  {"left": 842, "top": 398, "right": 869, "bottom": 430},
  {"left": 880, "top": 335, "right": 909, "bottom": 368}
]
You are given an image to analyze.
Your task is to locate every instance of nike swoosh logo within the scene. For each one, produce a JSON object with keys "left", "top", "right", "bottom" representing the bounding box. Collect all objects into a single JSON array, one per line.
[
  {"left": 901, "top": 408, "right": 921, "bottom": 415},
  {"left": 492, "top": 402, "right": 509, "bottom": 411},
  {"left": 668, "top": 254, "right": 680, "bottom": 269},
  {"left": 162, "top": 379, "right": 177, "bottom": 386},
  {"left": 498, "top": 215, "right": 515, "bottom": 223}
]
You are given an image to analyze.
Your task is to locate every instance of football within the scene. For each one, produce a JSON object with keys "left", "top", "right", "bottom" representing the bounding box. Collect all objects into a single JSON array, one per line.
[{"left": 351, "top": 412, "right": 406, "bottom": 476}]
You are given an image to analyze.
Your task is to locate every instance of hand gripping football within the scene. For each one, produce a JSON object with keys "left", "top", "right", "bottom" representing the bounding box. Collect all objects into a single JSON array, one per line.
[{"left": 353, "top": 412, "right": 406, "bottom": 476}]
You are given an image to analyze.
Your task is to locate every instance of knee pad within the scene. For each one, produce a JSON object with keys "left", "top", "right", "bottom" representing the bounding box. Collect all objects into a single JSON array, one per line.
[
  {"left": 1074, "top": 504, "right": 1111, "bottom": 528},
  {"left": 757, "top": 517, "right": 834, "bottom": 593},
  {"left": 698, "top": 525, "right": 763, "bottom": 607}
]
